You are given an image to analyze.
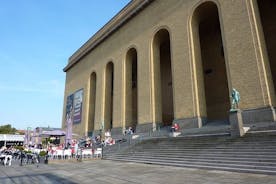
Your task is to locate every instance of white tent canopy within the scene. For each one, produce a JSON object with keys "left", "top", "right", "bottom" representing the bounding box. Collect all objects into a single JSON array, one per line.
[
  {"left": 39, "top": 130, "right": 66, "bottom": 138},
  {"left": 0, "top": 134, "right": 24, "bottom": 141},
  {"left": 0, "top": 134, "right": 24, "bottom": 147}
]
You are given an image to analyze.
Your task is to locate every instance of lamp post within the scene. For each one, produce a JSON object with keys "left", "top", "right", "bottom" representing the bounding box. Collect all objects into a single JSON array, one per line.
[
  {"left": 100, "top": 121, "right": 104, "bottom": 158},
  {"left": 3, "top": 134, "right": 6, "bottom": 148},
  {"left": 27, "top": 127, "right": 32, "bottom": 148}
]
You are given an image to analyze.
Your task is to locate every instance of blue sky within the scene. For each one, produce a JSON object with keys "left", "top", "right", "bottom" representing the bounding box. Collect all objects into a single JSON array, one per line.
[{"left": 0, "top": 0, "right": 130, "bottom": 130}]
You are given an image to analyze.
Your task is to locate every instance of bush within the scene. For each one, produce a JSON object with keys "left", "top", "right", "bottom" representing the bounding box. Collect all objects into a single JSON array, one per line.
[
  {"left": 15, "top": 146, "right": 24, "bottom": 151},
  {"left": 39, "top": 150, "right": 47, "bottom": 157}
]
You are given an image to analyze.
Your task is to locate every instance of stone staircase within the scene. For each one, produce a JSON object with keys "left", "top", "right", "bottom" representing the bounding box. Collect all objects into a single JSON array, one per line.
[{"left": 103, "top": 131, "right": 276, "bottom": 175}]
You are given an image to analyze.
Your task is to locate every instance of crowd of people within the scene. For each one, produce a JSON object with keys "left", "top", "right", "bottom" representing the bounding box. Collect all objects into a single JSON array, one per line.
[
  {"left": 0, "top": 145, "right": 41, "bottom": 166},
  {"left": 0, "top": 123, "right": 181, "bottom": 166}
]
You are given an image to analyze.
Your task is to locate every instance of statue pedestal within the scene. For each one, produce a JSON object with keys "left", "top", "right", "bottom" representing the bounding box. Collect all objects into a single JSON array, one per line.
[{"left": 229, "top": 109, "right": 245, "bottom": 138}]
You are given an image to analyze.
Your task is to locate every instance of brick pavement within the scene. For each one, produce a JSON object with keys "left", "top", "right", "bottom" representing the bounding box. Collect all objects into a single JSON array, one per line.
[{"left": 0, "top": 159, "right": 276, "bottom": 184}]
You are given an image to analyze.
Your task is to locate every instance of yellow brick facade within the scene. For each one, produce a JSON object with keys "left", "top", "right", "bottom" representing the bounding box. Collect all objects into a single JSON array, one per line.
[{"left": 62, "top": 0, "right": 276, "bottom": 137}]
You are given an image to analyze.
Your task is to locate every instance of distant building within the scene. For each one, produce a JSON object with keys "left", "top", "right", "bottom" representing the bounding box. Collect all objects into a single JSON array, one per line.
[
  {"left": 31, "top": 127, "right": 64, "bottom": 146},
  {"left": 62, "top": 0, "right": 276, "bottom": 137}
]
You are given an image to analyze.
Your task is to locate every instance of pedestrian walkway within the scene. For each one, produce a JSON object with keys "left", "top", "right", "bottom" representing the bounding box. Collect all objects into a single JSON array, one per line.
[{"left": 0, "top": 160, "right": 276, "bottom": 184}]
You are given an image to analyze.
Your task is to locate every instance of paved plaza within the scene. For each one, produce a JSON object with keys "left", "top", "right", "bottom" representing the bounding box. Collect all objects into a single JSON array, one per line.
[{"left": 0, "top": 159, "right": 276, "bottom": 184}]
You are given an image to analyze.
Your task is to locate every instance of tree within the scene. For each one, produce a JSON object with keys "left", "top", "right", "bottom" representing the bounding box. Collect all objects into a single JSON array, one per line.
[{"left": 0, "top": 124, "right": 17, "bottom": 134}]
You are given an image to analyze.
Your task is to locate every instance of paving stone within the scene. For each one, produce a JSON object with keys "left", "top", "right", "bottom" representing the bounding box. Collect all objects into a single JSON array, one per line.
[{"left": 0, "top": 159, "right": 276, "bottom": 183}]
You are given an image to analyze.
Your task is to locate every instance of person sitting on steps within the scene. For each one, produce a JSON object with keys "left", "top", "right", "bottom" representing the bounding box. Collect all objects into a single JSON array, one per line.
[{"left": 171, "top": 123, "right": 180, "bottom": 132}]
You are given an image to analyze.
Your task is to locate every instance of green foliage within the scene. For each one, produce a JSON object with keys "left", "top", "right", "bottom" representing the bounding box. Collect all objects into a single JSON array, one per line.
[
  {"left": 0, "top": 124, "right": 17, "bottom": 134},
  {"left": 42, "top": 139, "right": 50, "bottom": 145},
  {"left": 39, "top": 150, "right": 47, "bottom": 157},
  {"left": 42, "top": 139, "right": 46, "bottom": 145},
  {"left": 15, "top": 146, "right": 24, "bottom": 151}
]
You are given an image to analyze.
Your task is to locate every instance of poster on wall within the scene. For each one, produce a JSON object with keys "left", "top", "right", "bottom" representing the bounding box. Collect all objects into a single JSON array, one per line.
[
  {"left": 65, "top": 94, "right": 74, "bottom": 145},
  {"left": 66, "top": 94, "right": 74, "bottom": 119},
  {"left": 73, "top": 89, "right": 83, "bottom": 124}
]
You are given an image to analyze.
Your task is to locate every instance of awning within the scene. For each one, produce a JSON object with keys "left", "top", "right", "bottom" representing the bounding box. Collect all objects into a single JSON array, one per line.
[
  {"left": 0, "top": 134, "right": 25, "bottom": 141},
  {"left": 39, "top": 130, "right": 66, "bottom": 137}
]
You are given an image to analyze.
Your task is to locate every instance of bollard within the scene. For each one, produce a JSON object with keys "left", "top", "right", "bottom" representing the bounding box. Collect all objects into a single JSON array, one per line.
[
  {"left": 44, "top": 152, "right": 49, "bottom": 164},
  {"left": 101, "top": 144, "right": 103, "bottom": 158},
  {"left": 77, "top": 149, "right": 82, "bottom": 162},
  {"left": 80, "top": 149, "right": 82, "bottom": 161},
  {"left": 20, "top": 151, "right": 23, "bottom": 166}
]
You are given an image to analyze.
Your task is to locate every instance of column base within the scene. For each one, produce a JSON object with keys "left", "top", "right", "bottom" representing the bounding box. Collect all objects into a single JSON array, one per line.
[
  {"left": 173, "top": 117, "right": 206, "bottom": 129},
  {"left": 93, "top": 130, "right": 102, "bottom": 137},
  {"left": 135, "top": 123, "right": 154, "bottom": 133},
  {"left": 229, "top": 109, "right": 245, "bottom": 138},
  {"left": 111, "top": 127, "right": 123, "bottom": 136}
]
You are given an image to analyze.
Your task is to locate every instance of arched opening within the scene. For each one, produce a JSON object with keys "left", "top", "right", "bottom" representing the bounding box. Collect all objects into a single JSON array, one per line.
[
  {"left": 88, "top": 72, "right": 96, "bottom": 136},
  {"left": 153, "top": 29, "right": 174, "bottom": 126},
  {"left": 104, "top": 62, "right": 114, "bottom": 130},
  {"left": 257, "top": 0, "right": 276, "bottom": 99},
  {"left": 192, "top": 2, "right": 230, "bottom": 123},
  {"left": 125, "top": 48, "right": 138, "bottom": 130}
]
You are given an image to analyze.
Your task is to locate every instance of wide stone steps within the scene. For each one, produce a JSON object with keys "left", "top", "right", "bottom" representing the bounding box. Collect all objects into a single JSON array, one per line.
[
  {"left": 105, "top": 150, "right": 276, "bottom": 165},
  {"left": 128, "top": 148, "right": 276, "bottom": 152},
  {"left": 106, "top": 151, "right": 276, "bottom": 159},
  {"left": 103, "top": 132, "right": 276, "bottom": 174},
  {"left": 107, "top": 156, "right": 276, "bottom": 170},
  {"left": 108, "top": 157, "right": 276, "bottom": 175},
  {"left": 125, "top": 144, "right": 276, "bottom": 152},
  {"left": 124, "top": 145, "right": 276, "bottom": 152},
  {"left": 106, "top": 154, "right": 276, "bottom": 166},
  {"left": 154, "top": 140, "right": 276, "bottom": 144},
  {"left": 106, "top": 152, "right": 276, "bottom": 158},
  {"left": 107, "top": 155, "right": 276, "bottom": 164},
  {"left": 103, "top": 133, "right": 276, "bottom": 154}
]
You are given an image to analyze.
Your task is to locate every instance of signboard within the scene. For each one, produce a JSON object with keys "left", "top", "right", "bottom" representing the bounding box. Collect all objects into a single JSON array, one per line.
[
  {"left": 65, "top": 94, "right": 74, "bottom": 145},
  {"left": 66, "top": 94, "right": 74, "bottom": 121},
  {"left": 73, "top": 89, "right": 83, "bottom": 124},
  {"left": 65, "top": 88, "right": 83, "bottom": 145}
]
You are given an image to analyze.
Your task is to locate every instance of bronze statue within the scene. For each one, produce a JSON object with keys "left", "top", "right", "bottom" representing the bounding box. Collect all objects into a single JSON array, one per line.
[{"left": 231, "top": 88, "right": 240, "bottom": 111}]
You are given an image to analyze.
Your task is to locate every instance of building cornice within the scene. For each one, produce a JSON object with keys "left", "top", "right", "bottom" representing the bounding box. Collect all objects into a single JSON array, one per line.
[{"left": 63, "top": 0, "right": 154, "bottom": 72}]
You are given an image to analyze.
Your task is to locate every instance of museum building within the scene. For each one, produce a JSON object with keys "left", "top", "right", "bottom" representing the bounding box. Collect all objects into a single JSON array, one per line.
[{"left": 62, "top": 0, "right": 276, "bottom": 137}]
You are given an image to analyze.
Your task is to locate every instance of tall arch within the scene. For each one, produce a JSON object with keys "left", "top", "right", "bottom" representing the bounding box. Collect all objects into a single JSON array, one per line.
[
  {"left": 88, "top": 72, "right": 97, "bottom": 136},
  {"left": 104, "top": 62, "right": 114, "bottom": 130},
  {"left": 152, "top": 29, "right": 174, "bottom": 126},
  {"left": 257, "top": 0, "right": 276, "bottom": 100},
  {"left": 191, "top": 1, "right": 230, "bottom": 123},
  {"left": 125, "top": 48, "right": 138, "bottom": 130}
]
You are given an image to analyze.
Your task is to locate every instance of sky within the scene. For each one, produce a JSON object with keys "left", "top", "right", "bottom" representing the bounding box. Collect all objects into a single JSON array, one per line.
[{"left": 0, "top": 0, "right": 131, "bottom": 130}]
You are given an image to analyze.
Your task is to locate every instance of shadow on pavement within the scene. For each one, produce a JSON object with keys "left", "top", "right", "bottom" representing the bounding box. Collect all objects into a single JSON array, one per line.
[{"left": 0, "top": 173, "right": 78, "bottom": 184}]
